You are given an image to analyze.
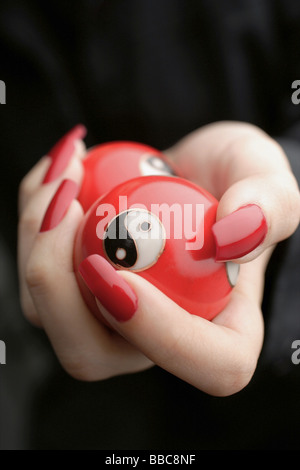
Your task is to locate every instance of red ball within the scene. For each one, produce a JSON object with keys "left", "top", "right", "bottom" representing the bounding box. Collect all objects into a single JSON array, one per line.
[
  {"left": 77, "top": 141, "right": 177, "bottom": 212},
  {"left": 74, "top": 174, "right": 239, "bottom": 322}
]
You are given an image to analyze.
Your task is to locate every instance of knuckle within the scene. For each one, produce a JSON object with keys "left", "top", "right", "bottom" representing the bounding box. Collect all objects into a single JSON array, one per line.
[
  {"left": 60, "top": 356, "right": 106, "bottom": 382},
  {"left": 18, "top": 210, "right": 40, "bottom": 237},
  {"left": 213, "top": 353, "right": 257, "bottom": 397},
  {"left": 287, "top": 191, "right": 300, "bottom": 232},
  {"left": 65, "top": 365, "right": 97, "bottom": 382},
  {"left": 25, "top": 255, "right": 51, "bottom": 293},
  {"left": 19, "top": 173, "right": 30, "bottom": 196},
  {"left": 19, "top": 173, "right": 34, "bottom": 203},
  {"left": 289, "top": 184, "right": 300, "bottom": 225},
  {"left": 22, "top": 306, "right": 41, "bottom": 327},
  {"left": 23, "top": 311, "right": 41, "bottom": 327},
  {"left": 273, "top": 172, "right": 300, "bottom": 235},
  {"left": 19, "top": 287, "right": 42, "bottom": 327},
  {"left": 58, "top": 347, "right": 131, "bottom": 382},
  {"left": 226, "top": 131, "right": 288, "bottom": 174}
]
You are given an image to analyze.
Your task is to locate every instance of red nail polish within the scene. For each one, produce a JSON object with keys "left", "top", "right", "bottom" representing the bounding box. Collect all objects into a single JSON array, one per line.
[
  {"left": 40, "top": 179, "right": 78, "bottom": 232},
  {"left": 212, "top": 204, "right": 268, "bottom": 261},
  {"left": 42, "top": 124, "right": 87, "bottom": 184},
  {"left": 79, "top": 255, "right": 138, "bottom": 322}
]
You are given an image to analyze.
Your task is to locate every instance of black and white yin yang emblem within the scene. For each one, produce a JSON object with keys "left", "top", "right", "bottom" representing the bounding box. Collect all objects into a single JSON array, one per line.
[
  {"left": 104, "top": 209, "right": 166, "bottom": 272},
  {"left": 139, "top": 154, "right": 176, "bottom": 177}
]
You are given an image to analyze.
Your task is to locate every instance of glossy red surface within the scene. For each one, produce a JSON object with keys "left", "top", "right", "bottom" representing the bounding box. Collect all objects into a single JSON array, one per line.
[
  {"left": 74, "top": 175, "right": 233, "bottom": 322},
  {"left": 77, "top": 141, "right": 177, "bottom": 212}
]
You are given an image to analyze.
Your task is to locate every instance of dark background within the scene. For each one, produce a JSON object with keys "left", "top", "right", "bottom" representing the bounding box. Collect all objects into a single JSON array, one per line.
[{"left": 0, "top": 0, "right": 300, "bottom": 450}]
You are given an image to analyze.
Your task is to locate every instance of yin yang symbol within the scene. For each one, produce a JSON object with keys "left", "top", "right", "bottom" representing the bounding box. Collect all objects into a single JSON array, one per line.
[
  {"left": 139, "top": 154, "right": 176, "bottom": 177},
  {"left": 104, "top": 209, "right": 166, "bottom": 272}
]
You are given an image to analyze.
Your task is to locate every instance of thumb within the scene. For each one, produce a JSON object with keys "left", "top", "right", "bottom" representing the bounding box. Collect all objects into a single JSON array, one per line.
[
  {"left": 78, "top": 254, "right": 263, "bottom": 396},
  {"left": 212, "top": 172, "right": 300, "bottom": 263}
]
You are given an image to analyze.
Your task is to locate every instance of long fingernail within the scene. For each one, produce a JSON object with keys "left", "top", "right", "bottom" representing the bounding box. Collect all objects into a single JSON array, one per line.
[
  {"left": 79, "top": 255, "right": 138, "bottom": 322},
  {"left": 212, "top": 204, "right": 268, "bottom": 261},
  {"left": 40, "top": 179, "right": 79, "bottom": 232},
  {"left": 42, "top": 124, "right": 87, "bottom": 184}
]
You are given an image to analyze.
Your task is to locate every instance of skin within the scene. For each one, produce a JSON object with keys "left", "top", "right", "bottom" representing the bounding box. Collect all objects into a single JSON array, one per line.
[{"left": 18, "top": 121, "right": 300, "bottom": 397}]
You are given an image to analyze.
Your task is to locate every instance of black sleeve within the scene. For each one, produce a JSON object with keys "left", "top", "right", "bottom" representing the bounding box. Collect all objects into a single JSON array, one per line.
[{"left": 260, "top": 135, "right": 300, "bottom": 372}]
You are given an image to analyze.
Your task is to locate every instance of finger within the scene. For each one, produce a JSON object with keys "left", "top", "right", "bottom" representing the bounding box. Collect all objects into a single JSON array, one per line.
[
  {"left": 167, "top": 121, "right": 300, "bottom": 262},
  {"left": 18, "top": 154, "right": 84, "bottom": 327},
  {"left": 18, "top": 157, "right": 51, "bottom": 216},
  {"left": 26, "top": 195, "right": 152, "bottom": 379},
  {"left": 212, "top": 174, "right": 299, "bottom": 263},
  {"left": 18, "top": 124, "right": 87, "bottom": 215},
  {"left": 78, "top": 254, "right": 264, "bottom": 397},
  {"left": 42, "top": 124, "right": 87, "bottom": 184}
]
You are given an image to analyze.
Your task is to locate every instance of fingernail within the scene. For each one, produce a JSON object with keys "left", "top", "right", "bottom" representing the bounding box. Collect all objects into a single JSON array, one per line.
[
  {"left": 42, "top": 124, "right": 87, "bottom": 184},
  {"left": 40, "top": 179, "right": 79, "bottom": 232},
  {"left": 79, "top": 255, "right": 138, "bottom": 322},
  {"left": 212, "top": 204, "right": 268, "bottom": 261}
]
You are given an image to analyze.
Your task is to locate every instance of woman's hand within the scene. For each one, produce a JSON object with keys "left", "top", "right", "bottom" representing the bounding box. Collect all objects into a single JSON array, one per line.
[
  {"left": 18, "top": 125, "right": 154, "bottom": 380},
  {"left": 18, "top": 122, "right": 300, "bottom": 396}
]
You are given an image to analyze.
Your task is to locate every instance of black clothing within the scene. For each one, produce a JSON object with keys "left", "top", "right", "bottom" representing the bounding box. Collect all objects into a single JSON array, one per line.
[{"left": 0, "top": 0, "right": 300, "bottom": 450}]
